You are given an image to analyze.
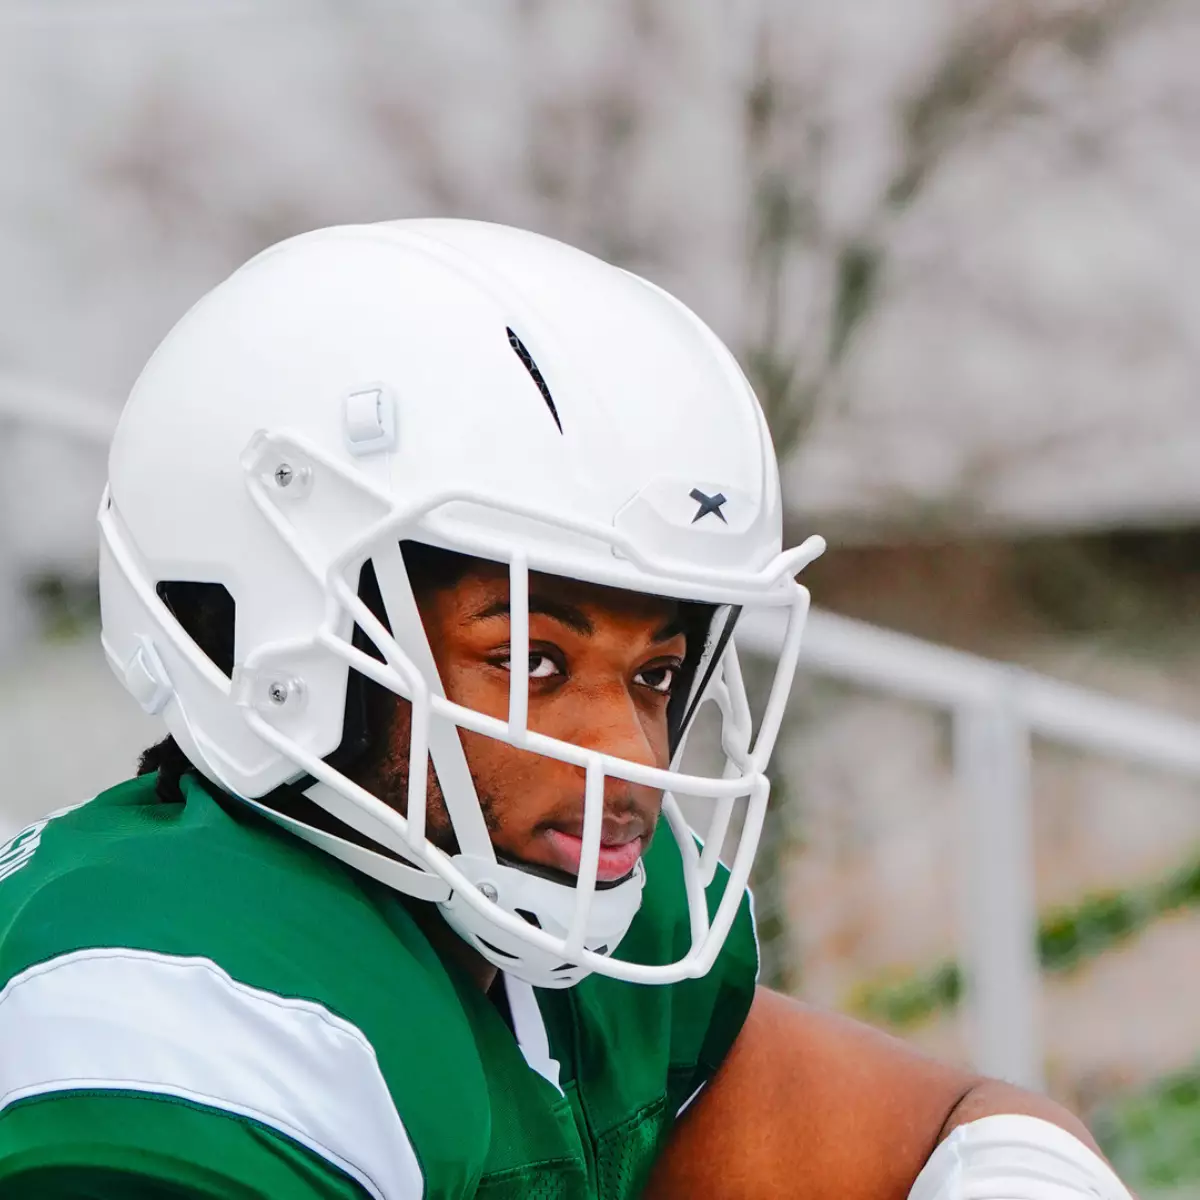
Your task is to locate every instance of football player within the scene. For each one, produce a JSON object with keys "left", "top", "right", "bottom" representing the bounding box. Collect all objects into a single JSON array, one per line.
[{"left": 0, "top": 221, "right": 1134, "bottom": 1199}]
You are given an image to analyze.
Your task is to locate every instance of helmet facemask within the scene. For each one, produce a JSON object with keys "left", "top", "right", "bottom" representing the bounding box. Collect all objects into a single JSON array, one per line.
[
  {"left": 103, "top": 425, "right": 820, "bottom": 988},
  {"left": 243, "top": 430, "right": 819, "bottom": 987}
]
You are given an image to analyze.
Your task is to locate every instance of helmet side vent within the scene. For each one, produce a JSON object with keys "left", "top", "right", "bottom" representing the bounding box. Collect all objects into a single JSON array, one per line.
[
  {"left": 155, "top": 581, "right": 236, "bottom": 679},
  {"left": 506, "top": 327, "right": 562, "bottom": 434},
  {"left": 478, "top": 937, "right": 520, "bottom": 960}
]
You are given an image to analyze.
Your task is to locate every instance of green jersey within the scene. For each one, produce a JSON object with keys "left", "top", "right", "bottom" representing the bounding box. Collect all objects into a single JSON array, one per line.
[{"left": 0, "top": 772, "right": 758, "bottom": 1199}]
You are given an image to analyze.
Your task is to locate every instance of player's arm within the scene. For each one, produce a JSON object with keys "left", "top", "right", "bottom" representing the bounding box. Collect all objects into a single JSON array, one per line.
[{"left": 647, "top": 985, "right": 1133, "bottom": 1200}]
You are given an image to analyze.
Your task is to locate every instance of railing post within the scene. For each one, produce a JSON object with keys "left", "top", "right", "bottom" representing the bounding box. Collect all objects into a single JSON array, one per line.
[
  {"left": 0, "top": 419, "right": 32, "bottom": 665},
  {"left": 953, "top": 679, "right": 1045, "bottom": 1091}
]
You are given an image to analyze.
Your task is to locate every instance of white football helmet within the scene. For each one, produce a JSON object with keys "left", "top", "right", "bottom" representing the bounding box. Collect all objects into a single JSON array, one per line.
[{"left": 98, "top": 219, "right": 824, "bottom": 988}]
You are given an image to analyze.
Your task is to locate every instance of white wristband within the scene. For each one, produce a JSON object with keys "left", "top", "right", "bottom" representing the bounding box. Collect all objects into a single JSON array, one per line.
[{"left": 908, "top": 1114, "right": 1133, "bottom": 1200}]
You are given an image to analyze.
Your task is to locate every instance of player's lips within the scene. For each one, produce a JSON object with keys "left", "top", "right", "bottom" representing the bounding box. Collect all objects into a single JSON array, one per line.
[{"left": 543, "top": 822, "right": 647, "bottom": 882}]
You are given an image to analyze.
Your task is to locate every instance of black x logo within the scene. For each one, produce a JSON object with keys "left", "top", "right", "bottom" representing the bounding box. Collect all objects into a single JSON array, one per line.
[{"left": 689, "top": 488, "right": 728, "bottom": 524}]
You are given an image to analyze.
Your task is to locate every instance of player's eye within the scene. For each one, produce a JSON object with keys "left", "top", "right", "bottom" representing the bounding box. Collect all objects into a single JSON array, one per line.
[
  {"left": 528, "top": 653, "right": 561, "bottom": 679},
  {"left": 498, "top": 652, "right": 563, "bottom": 679},
  {"left": 634, "top": 664, "right": 679, "bottom": 695}
]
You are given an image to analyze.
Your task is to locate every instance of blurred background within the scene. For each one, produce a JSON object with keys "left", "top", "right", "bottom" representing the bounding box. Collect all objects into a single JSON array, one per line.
[{"left": 1, "top": 0, "right": 1199, "bottom": 1193}]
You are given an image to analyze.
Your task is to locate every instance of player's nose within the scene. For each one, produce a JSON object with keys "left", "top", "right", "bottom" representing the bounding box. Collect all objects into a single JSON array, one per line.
[
  {"left": 571, "top": 686, "right": 666, "bottom": 821},
  {"left": 572, "top": 684, "right": 663, "bottom": 770}
]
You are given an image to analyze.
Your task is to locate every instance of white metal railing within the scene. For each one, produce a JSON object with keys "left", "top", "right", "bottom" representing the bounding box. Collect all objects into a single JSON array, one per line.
[
  {"left": 739, "top": 607, "right": 1200, "bottom": 1091},
  {"left": 7, "top": 377, "right": 1200, "bottom": 1088},
  {"left": 0, "top": 374, "right": 119, "bottom": 446}
]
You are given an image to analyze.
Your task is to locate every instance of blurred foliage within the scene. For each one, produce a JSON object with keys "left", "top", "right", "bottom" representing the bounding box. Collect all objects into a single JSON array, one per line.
[
  {"left": 847, "top": 961, "right": 962, "bottom": 1030},
  {"left": 741, "top": 0, "right": 1138, "bottom": 472},
  {"left": 1093, "top": 1064, "right": 1200, "bottom": 1195},
  {"left": 27, "top": 573, "right": 100, "bottom": 642},
  {"left": 808, "top": 527, "right": 1200, "bottom": 664},
  {"left": 889, "top": 0, "right": 1134, "bottom": 208},
  {"left": 830, "top": 242, "right": 881, "bottom": 365},
  {"left": 1012, "top": 529, "right": 1200, "bottom": 654},
  {"left": 848, "top": 849, "right": 1200, "bottom": 1028}
]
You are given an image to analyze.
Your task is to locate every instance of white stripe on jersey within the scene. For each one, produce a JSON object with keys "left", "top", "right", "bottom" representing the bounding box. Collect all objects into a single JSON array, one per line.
[
  {"left": 503, "top": 973, "right": 563, "bottom": 1095},
  {"left": 0, "top": 947, "right": 423, "bottom": 1200}
]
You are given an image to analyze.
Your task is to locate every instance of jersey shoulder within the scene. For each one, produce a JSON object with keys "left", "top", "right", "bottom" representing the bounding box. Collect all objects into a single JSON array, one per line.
[
  {"left": 0, "top": 773, "right": 490, "bottom": 1199},
  {"left": 0, "top": 771, "right": 451, "bottom": 1021}
]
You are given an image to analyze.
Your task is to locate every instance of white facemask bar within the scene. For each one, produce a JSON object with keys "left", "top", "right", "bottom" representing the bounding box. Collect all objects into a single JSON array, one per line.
[
  {"left": 676, "top": 639, "right": 753, "bottom": 889},
  {"left": 103, "top": 427, "right": 822, "bottom": 984},
  {"left": 369, "top": 540, "right": 494, "bottom": 858}
]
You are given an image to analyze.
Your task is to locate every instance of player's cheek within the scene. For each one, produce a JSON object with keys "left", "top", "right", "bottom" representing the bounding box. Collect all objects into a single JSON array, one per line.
[
  {"left": 633, "top": 696, "right": 673, "bottom": 771},
  {"left": 455, "top": 730, "right": 566, "bottom": 831}
]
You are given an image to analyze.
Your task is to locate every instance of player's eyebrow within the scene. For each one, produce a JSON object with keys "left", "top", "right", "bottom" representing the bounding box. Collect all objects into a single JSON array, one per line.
[
  {"left": 468, "top": 594, "right": 595, "bottom": 637},
  {"left": 466, "top": 596, "right": 685, "bottom": 643},
  {"left": 650, "top": 615, "right": 686, "bottom": 644}
]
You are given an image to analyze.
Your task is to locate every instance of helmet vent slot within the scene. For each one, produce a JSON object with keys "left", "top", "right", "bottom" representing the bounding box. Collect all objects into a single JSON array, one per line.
[
  {"left": 506, "top": 327, "right": 562, "bottom": 434},
  {"left": 478, "top": 937, "right": 519, "bottom": 960},
  {"left": 155, "top": 581, "right": 236, "bottom": 679}
]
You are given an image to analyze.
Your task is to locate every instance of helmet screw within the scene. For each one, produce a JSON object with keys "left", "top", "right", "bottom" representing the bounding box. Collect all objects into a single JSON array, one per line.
[
  {"left": 274, "top": 464, "right": 294, "bottom": 488},
  {"left": 253, "top": 675, "right": 306, "bottom": 714},
  {"left": 478, "top": 882, "right": 499, "bottom": 904}
]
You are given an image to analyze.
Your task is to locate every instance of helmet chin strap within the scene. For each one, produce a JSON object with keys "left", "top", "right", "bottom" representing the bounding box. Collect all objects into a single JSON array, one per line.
[
  {"left": 267, "top": 782, "right": 453, "bottom": 903},
  {"left": 441, "top": 853, "right": 646, "bottom": 989},
  {"left": 370, "top": 540, "right": 496, "bottom": 862}
]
